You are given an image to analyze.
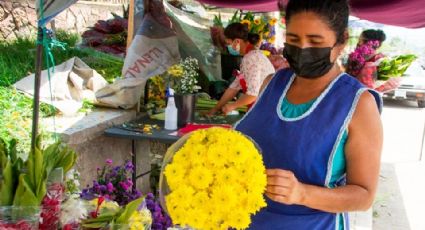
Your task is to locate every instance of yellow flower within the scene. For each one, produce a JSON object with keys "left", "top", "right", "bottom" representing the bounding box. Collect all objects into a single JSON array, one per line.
[
  {"left": 253, "top": 18, "right": 261, "bottom": 25},
  {"left": 211, "top": 186, "right": 237, "bottom": 210},
  {"left": 188, "top": 166, "right": 213, "bottom": 190},
  {"left": 129, "top": 209, "right": 152, "bottom": 230},
  {"left": 225, "top": 209, "right": 251, "bottom": 230},
  {"left": 240, "top": 19, "right": 251, "bottom": 29},
  {"left": 164, "top": 162, "right": 186, "bottom": 190},
  {"left": 264, "top": 31, "right": 270, "bottom": 38},
  {"left": 164, "top": 127, "right": 267, "bottom": 229},
  {"left": 186, "top": 208, "right": 208, "bottom": 229},
  {"left": 88, "top": 199, "right": 120, "bottom": 214},
  {"left": 215, "top": 168, "right": 238, "bottom": 185},
  {"left": 192, "top": 191, "right": 209, "bottom": 208},
  {"left": 262, "top": 50, "right": 271, "bottom": 56},
  {"left": 269, "top": 18, "right": 278, "bottom": 26},
  {"left": 167, "top": 65, "right": 184, "bottom": 78},
  {"left": 268, "top": 36, "right": 276, "bottom": 44}
]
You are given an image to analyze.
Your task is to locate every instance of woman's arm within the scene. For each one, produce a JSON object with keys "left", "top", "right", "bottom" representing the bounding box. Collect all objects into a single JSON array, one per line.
[
  {"left": 266, "top": 92, "right": 383, "bottom": 213},
  {"left": 222, "top": 74, "right": 274, "bottom": 114},
  {"left": 356, "top": 62, "right": 377, "bottom": 88},
  {"left": 222, "top": 94, "right": 256, "bottom": 114},
  {"left": 207, "top": 87, "right": 239, "bottom": 116}
]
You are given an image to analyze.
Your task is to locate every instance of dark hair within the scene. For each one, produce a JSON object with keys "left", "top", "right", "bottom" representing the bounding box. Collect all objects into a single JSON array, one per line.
[
  {"left": 282, "top": 0, "right": 350, "bottom": 44},
  {"left": 224, "top": 23, "right": 260, "bottom": 45},
  {"left": 361, "top": 29, "right": 386, "bottom": 44}
]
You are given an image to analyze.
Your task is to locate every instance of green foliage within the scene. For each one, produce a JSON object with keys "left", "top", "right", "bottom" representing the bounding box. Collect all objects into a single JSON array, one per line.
[
  {"left": 378, "top": 54, "right": 417, "bottom": 80},
  {"left": 0, "top": 32, "right": 123, "bottom": 155},
  {"left": 0, "top": 135, "right": 77, "bottom": 206},
  {"left": 55, "top": 29, "right": 80, "bottom": 47},
  {"left": 228, "top": 10, "right": 242, "bottom": 24},
  {"left": 82, "top": 197, "right": 145, "bottom": 228},
  {"left": 213, "top": 13, "right": 223, "bottom": 27},
  {"left": 0, "top": 86, "right": 56, "bottom": 155},
  {"left": 0, "top": 34, "right": 122, "bottom": 87}
]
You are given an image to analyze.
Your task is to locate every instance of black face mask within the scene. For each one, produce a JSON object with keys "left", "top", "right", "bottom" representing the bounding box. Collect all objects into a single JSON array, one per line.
[{"left": 283, "top": 43, "right": 335, "bottom": 79}]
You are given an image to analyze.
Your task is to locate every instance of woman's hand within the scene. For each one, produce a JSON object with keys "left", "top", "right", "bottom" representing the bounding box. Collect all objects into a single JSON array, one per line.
[
  {"left": 266, "top": 169, "right": 306, "bottom": 205},
  {"left": 222, "top": 103, "right": 236, "bottom": 115},
  {"left": 205, "top": 108, "right": 219, "bottom": 117}
]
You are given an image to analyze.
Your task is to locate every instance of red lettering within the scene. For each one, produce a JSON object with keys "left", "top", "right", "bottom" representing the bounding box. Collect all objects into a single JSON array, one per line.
[
  {"left": 153, "top": 47, "right": 164, "bottom": 54},
  {"left": 124, "top": 70, "right": 136, "bottom": 78},
  {"left": 137, "top": 56, "right": 150, "bottom": 68},
  {"left": 144, "top": 53, "right": 154, "bottom": 62},
  {"left": 128, "top": 62, "right": 141, "bottom": 75},
  {"left": 151, "top": 47, "right": 163, "bottom": 58}
]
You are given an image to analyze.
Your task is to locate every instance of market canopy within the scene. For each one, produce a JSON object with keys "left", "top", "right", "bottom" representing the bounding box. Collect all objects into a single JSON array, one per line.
[{"left": 197, "top": 0, "right": 425, "bottom": 28}]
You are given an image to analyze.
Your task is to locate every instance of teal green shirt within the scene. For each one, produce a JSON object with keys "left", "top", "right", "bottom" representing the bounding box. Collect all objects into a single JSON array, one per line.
[
  {"left": 281, "top": 98, "right": 347, "bottom": 186},
  {"left": 281, "top": 98, "right": 347, "bottom": 230}
]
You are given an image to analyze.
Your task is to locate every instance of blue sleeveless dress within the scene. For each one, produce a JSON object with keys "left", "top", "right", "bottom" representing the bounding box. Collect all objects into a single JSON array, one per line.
[{"left": 235, "top": 69, "right": 382, "bottom": 230}]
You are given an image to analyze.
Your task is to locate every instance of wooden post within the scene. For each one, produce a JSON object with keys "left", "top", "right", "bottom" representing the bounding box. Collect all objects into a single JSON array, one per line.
[{"left": 126, "top": 0, "right": 135, "bottom": 50}]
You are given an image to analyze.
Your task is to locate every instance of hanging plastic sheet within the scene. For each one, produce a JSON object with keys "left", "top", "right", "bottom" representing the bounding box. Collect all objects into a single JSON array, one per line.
[
  {"left": 36, "top": 0, "right": 78, "bottom": 27},
  {"left": 164, "top": 1, "right": 222, "bottom": 81},
  {"left": 96, "top": 1, "right": 180, "bottom": 109}
]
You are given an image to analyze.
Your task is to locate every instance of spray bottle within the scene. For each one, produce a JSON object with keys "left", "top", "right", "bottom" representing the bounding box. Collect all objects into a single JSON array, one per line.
[{"left": 164, "top": 88, "right": 178, "bottom": 130}]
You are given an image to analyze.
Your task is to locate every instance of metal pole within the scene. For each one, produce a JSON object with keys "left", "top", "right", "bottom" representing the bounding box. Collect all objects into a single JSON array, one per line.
[
  {"left": 31, "top": 27, "right": 43, "bottom": 151},
  {"left": 132, "top": 140, "right": 137, "bottom": 191}
]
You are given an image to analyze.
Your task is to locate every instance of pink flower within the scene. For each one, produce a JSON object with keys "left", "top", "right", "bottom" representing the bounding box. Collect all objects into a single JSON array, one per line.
[{"left": 106, "top": 159, "right": 113, "bottom": 165}]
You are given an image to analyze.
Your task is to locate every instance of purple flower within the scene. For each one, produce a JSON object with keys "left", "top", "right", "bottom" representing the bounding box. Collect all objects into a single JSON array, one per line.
[
  {"left": 125, "top": 161, "right": 134, "bottom": 171},
  {"left": 119, "top": 181, "right": 130, "bottom": 191},
  {"left": 80, "top": 159, "right": 143, "bottom": 206},
  {"left": 107, "top": 182, "right": 114, "bottom": 193},
  {"left": 100, "top": 185, "right": 107, "bottom": 192},
  {"left": 147, "top": 193, "right": 154, "bottom": 200}
]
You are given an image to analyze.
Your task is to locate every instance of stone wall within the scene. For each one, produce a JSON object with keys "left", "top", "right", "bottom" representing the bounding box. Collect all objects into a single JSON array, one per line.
[{"left": 0, "top": 0, "right": 125, "bottom": 40}]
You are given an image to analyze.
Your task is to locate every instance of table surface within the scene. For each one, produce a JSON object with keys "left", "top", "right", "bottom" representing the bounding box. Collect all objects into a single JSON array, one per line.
[{"left": 104, "top": 114, "right": 244, "bottom": 144}]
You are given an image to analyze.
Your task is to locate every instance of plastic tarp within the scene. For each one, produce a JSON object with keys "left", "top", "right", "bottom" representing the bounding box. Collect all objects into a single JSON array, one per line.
[
  {"left": 164, "top": 1, "right": 222, "bottom": 81},
  {"left": 95, "top": 11, "right": 180, "bottom": 109},
  {"left": 14, "top": 57, "right": 108, "bottom": 115},
  {"left": 36, "top": 0, "right": 78, "bottom": 27},
  {"left": 197, "top": 0, "right": 425, "bottom": 28}
]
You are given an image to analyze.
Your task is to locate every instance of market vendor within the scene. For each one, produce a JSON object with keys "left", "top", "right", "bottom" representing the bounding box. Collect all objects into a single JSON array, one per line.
[
  {"left": 235, "top": 0, "right": 383, "bottom": 229},
  {"left": 347, "top": 29, "right": 401, "bottom": 92},
  {"left": 207, "top": 23, "right": 276, "bottom": 115}
]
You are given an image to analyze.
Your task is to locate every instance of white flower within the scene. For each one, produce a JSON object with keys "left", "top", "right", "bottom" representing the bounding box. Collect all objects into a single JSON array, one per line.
[{"left": 60, "top": 195, "right": 88, "bottom": 225}]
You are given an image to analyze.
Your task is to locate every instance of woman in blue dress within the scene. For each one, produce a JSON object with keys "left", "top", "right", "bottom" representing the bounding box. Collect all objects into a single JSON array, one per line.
[{"left": 235, "top": 0, "right": 383, "bottom": 229}]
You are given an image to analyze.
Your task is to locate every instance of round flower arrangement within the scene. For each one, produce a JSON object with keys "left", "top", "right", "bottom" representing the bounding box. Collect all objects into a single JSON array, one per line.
[{"left": 159, "top": 128, "right": 267, "bottom": 230}]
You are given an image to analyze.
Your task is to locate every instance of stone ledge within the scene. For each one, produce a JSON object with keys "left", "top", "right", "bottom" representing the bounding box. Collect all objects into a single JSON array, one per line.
[{"left": 43, "top": 108, "right": 137, "bottom": 145}]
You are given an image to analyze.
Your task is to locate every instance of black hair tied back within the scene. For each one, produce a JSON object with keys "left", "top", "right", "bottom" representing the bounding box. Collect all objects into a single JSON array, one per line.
[
  {"left": 281, "top": 0, "right": 350, "bottom": 44},
  {"left": 247, "top": 33, "right": 260, "bottom": 46}
]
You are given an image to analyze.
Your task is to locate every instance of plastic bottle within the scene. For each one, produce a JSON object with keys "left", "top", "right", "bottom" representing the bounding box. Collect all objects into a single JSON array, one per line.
[{"left": 164, "top": 88, "right": 178, "bottom": 130}]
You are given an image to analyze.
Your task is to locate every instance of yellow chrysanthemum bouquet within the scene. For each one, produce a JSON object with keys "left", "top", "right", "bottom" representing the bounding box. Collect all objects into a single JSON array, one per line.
[{"left": 159, "top": 128, "right": 267, "bottom": 230}]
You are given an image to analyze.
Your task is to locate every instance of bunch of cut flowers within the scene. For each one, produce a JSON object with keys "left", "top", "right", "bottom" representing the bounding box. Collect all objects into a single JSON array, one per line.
[
  {"left": 160, "top": 128, "right": 267, "bottom": 230},
  {"left": 77, "top": 159, "right": 172, "bottom": 230},
  {"left": 81, "top": 159, "right": 140, "bottom": 206},
  {"left": 346, "top": 40, "right": 380, "bottom": 77},
  {"left": 167, "top": 57, "right": 200, "bottom": 95}
]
